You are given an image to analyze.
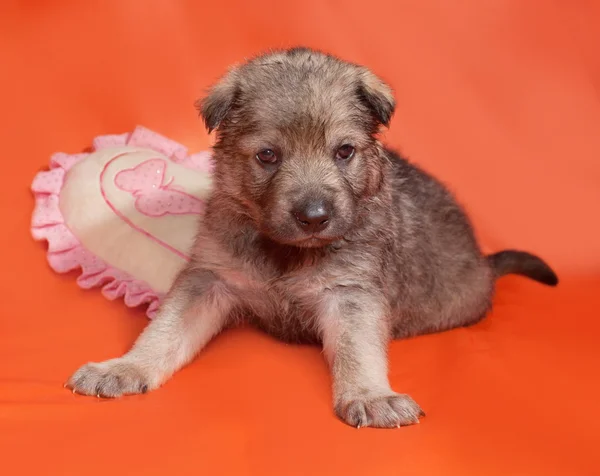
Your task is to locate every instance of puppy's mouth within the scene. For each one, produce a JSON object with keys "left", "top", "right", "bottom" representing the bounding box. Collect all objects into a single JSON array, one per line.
[
  {"left": 285, "top": 235, "right": 342, "bottom": 248},
  {"left": 261, "top": 227, "right": 343, "bottom": 249}
]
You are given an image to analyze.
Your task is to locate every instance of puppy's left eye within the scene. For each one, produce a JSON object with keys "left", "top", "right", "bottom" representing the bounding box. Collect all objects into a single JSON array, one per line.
[{"left": 335, "top": 145, "right": 355, "bottom": 161}]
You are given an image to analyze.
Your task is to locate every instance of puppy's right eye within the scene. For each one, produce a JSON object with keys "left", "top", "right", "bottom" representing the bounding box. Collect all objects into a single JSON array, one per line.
[{"left": 256, "top": 149, "right": 279, "bottom": 165}]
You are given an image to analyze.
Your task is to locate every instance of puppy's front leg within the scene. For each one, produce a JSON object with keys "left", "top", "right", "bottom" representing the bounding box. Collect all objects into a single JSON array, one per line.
[
  {"left": 320, "top": 289, "right": 424, "bottom": 428},
  {"left": 68, "top": 268, "right": 234, "bottom": 397}
]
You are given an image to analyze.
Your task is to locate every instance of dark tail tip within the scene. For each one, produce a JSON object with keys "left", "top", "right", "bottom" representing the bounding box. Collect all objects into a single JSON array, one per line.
[{"left": 487, "top": 250, "right": 559, "bottom": 286}]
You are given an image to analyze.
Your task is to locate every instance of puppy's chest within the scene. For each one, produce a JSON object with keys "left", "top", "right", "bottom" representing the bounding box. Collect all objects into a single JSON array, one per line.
[
  {"left": 230, "top": 266, "right": 324, "bottom": 310},
  {"left": 221, "top": 266, "right": 326, "bottom": 342}
]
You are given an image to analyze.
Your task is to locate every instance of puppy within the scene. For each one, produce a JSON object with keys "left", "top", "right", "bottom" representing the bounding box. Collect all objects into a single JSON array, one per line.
[{"left": 68, "top": 47, "right": 558, "bottom": 428}]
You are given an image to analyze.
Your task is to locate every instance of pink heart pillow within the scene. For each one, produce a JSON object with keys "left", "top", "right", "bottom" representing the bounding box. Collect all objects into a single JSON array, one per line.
[{"left": 30, "top": 126, "right": 213, "bottom": 317}]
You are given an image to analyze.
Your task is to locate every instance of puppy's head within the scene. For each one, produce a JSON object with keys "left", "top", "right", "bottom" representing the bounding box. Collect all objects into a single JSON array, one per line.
[{"left": 197, "top": 47, "right": 395, "bottom": 248}]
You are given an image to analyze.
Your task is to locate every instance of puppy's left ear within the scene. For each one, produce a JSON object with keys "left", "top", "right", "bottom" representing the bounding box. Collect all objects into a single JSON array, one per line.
[
  {"left": 195, "top": 65, "right": 240, "bottom": 133},
  {"left": 356, "top": 68, "right": 396, "bottom": 127}
]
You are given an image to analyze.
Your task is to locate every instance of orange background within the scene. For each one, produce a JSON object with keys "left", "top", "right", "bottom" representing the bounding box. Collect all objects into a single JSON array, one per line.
[{"left": 1, "top": 1, "right": 599, "bottom": 475}]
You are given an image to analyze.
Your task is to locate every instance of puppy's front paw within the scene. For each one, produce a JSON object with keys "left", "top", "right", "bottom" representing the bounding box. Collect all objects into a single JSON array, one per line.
[
  {"left": 336, "top": 392, "right": 425, "bottom": 428},
  {"left": 67, "top": 359, "right": 151, "bottom": 398}
]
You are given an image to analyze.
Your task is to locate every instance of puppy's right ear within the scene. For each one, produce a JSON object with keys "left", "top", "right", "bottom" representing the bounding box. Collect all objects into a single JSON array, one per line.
[{"left": 195, "top": 66, "right": 240, "bottom": 133}]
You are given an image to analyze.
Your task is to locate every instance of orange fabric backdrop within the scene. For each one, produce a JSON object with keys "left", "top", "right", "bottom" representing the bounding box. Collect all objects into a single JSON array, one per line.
[{"left": 0, "top": 1, "right": 599, "bottom": 474}]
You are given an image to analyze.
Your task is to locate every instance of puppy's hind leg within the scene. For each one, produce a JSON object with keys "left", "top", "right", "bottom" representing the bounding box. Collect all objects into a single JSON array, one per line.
[{"left": 67, "top": 267, "right": 235, "bottom": 397}]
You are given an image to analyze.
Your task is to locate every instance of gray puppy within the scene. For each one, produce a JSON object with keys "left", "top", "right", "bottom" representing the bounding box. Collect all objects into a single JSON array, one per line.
[{"left": 68, "top": 47, "right": 557, "bottom": 429}]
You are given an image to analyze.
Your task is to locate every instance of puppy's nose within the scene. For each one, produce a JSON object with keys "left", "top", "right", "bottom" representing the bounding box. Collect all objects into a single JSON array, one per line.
[{"left": 292, "top": 200, "right": 331, "bottom": 233}]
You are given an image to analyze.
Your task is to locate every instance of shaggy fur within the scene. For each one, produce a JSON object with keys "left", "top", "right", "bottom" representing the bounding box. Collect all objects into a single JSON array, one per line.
[{"left": 68, "top": 47, "right": 557, "bottom": 429}]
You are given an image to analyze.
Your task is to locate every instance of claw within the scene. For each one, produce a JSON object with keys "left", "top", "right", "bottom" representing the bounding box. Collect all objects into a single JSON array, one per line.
[
  {"left": 72, "top": 388, "right": 77, "bottom": 394},
  {"left": 96, "top": 393, "right": 101, "bottom": 398},
  {"left": 356, "top": 423, "right": 361, "bottom": 429}
]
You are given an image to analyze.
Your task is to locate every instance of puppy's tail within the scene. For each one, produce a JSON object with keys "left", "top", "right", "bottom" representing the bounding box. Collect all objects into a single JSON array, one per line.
[{"left": 487, "top": 250, "right": 558, "bottom": 286}]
